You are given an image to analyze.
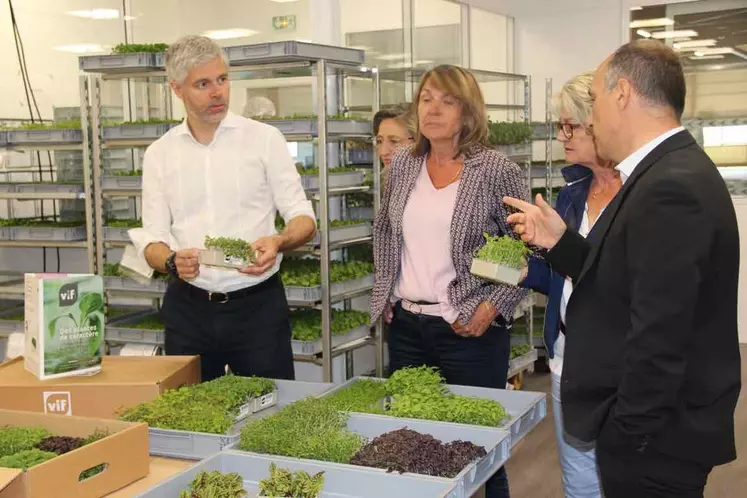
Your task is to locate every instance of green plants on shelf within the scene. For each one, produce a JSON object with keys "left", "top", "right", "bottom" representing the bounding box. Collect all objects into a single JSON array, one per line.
[
  {"left": 290, "top": 309, "right": 369, "bottom": 341},
  {"left": 179, "top": 470, "right": 247, "bottom": 498},
  {"left": 119, "top": 374, "right": 276, "bottom": 434},
  {"left": 276, "top": 217, "right": 367, "bottom": 232},
  {"left": 1, "top": 310, "right": 24, "bottom": 321},
  {"left": 296, "top": 165, "right": 360, "bottom": 176},
  {"left": 1, "top": 120, "right": 82, "bottom": 131},
  {"left": 470, "top": 233, "right": 531, "bottom": 286},
  {"left": 125, "top": 314, "right": 164, "bottom": 330},
  {"left": 258, "top": 463, "right": 325, "bottom": 498},
  {"left": 105, "top": 218, "right": 142, "bottom": 228},
  {"left": 510, "top": 343, "right": 533, "bottom": 360},
  {"left": 103, "top": 263, "right": 167, "bottom": 281},
  {"left": 280, "top": 260, "right": 373, "bottom": 287},
  {"left": 0, "top": 218, "right": 84, "bottom": 228},
  {"left": 110, "top": 169, "right": 142, "bottom": 177},
  {"left": 112, "top": 43, "right": 169, "bottom": 54},
  {"left": 487, "top": 121, "right": 533, "bottom": 146},
  {"left": 258, "top": 114, "right": 368, "bottom": 121}
]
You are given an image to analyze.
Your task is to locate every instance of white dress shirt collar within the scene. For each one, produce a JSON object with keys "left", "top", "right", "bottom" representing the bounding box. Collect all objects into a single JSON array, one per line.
[
  {"left": 615, "top": 126, "right": 685, "bottom": 184},
  {"left": 172, "top": 111, "right": 241, "bottom": 141}
]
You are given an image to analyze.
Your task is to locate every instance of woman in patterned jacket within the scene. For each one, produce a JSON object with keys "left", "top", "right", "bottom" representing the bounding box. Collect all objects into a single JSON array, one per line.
[{"left": 370, "top": 65, "right": 529, "bottom": 498}]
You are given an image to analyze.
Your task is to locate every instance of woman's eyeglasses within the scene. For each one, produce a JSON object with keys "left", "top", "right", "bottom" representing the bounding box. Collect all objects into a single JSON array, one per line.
[{"left": 556, "top": 122, "right": 587, "bottom": 140}]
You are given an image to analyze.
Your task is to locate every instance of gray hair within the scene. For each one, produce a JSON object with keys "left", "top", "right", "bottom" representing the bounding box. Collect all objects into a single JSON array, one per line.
[
  {"left": 604, "top": 39, "right": 686, "bottom": 119},
  {"left": 556, "top": 71, "right": 594, "bottom": 124},
  {"left": 165, "top": 35, "right": 228, "bottom": 84}
]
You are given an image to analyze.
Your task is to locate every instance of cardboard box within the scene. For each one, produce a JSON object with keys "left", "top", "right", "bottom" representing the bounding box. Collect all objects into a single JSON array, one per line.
[
  {"left": 24, "top": 274, "right": 104, "bottom": 380},
  {"left": 0, "top": 409, "right": 149, "bottom": 498},
  {"left": 0, "top": 356, "right": 200, "bottom": 419}
]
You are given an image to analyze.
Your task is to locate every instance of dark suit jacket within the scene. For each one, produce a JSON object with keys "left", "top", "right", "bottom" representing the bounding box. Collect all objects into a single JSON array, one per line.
[{"left": 548, "top": 130, "right": 741, "bottom": 467}]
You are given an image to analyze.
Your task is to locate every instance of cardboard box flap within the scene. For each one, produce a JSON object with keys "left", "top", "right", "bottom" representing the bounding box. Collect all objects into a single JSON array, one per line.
[
  {"left": 0, "top": 356, "right": 198, "bottom": 387},
  {"left": 0, "top": 468, "right": 22, "bottom": 493}
]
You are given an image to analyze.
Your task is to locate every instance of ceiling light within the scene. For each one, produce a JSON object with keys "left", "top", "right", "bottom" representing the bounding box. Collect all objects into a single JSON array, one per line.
[
  {"left": 630, "top": 5, "right": 643, "bottom": 10},
  {"left": 202, "top": 29, "right": 258, "bottom": 40},
  {"left": 68, "top": 9, "right": 120, "bottom": 20},
  {"left": 636, "top": 29, "right": 652, "bottom": 38},
  {"left": 689, "top": 54, "right": 725, "bottom": 60},
  {"left": 54, "top": 44, "right": 108, "bottom": 54},
  {"left": 674, "top": 39, "right": 717, "bottom": 49},
  {"left": 629, "top": 18, "right": 675, "bottom": 29},
  {"left": 651, "top": 30, "right": 698, "bottom": 39}
]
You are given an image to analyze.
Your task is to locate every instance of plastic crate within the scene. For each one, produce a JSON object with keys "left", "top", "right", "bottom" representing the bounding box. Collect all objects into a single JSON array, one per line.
[
  {"left": 79, "top": 53, "right": 157, "bottom": 73},
  {"left": 101, "top": 175, "right": 142, "bottom": 190},
  {"left": 0, "top": 131, "right": 7, "bottom": 147},
  {"left": 0, "top": 310, "right": 23, "bottom": 334},
  {"left": 15, "top": 184, "right": 83, "bottom": 195},
  {"left": 102, "top": 226, "right": 133, "bottom": 243},
  {"left": 6, "top": 129, "right": 82, "bottom": 145},
  {"left": 321, "top": 377, "right": 546, "bottom": 448},
  {"left": 104, "top": 276, "right": 168, "bottom": 293},
  {"left": 264, "top": 119, "right": 371, "bottom": 138},
  {"left": 0, "top": 184, "right": 14, "bottom": 193},
  {"left": 313, "top": 222, "right": 372, "bottom": 245},
  {"left": 0, "top": 228, "right": 11, "bottom": 241},
  {"left": 301, "top": 170, "right": 365, "bottom": 190},
  {"left": 495, "top": 143, "right": 532, "bottom": 160},
  {"left": 348, "top": 149, "right": 374, "bottom": 164},
  {"left": 284, "top": 274, "right": 373, "bottom": 304},
  {"left": 103, "top": 123, "right": 173, "bottom": 141},
  {"left": 135, "top": 450, "right": 458, "bottom": 498},
  {"left": 292, "top": 324, "right": 370, "bottom": 355},
  {"left": 508, "top": 349, "right": 539, "bottom": 378},
  {"left": 147, "top": 379, "right": 332, "bottom": 459},
  {"left": 347, "top": 206, "right": 374, "bottom": 220},
  {"left": 105, "top": 311, "right": 164, "bottom": 346},
  {"left": 225, "top": 41, "right": 364, "bottom": 66},
  {"left": 10, "top": 225, "right": 86, "bottom": 241}
]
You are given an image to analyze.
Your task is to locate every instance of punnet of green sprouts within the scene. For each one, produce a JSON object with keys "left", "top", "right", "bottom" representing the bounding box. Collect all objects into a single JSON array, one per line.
[
  {"left": 475, "top": 233, "right": 531, "bottom": 269},
  {"left": 204, "top": 236, "right": 258, "bottom": 264}
]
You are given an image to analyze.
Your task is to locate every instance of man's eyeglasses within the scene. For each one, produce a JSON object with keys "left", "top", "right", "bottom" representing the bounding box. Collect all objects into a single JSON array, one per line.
[{"left": 556, "top": 122, "right": 587, "bottom": 140}]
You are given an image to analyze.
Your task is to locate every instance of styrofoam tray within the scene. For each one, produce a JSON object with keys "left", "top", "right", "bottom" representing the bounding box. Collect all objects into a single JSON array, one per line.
[
  {"left": 199, "top": 248, "right": 254, "bottom": 270},
  {"left": 313, "top": 222, "right": 372, "bottom": 245},
  {"left": 292, "top": 324, "right": 370, "bottom": 355},
  {"left": 284, "top": 274, "right": 374, "bottom": 303},
  {"left": 15, "top": 183, "right": 83, "bottom": 194},
  {"left": 233, "top": 412, "right": 509, "bottom": 498},
  {"left": 264, "top": 119, "right": 371, "bottom": 138},
  {"left": 10, "top": 226, "right": 86, "bottom": 241},
  {"left": 495, "top": 143, "right": 532, "bottom": 160},
  {"left": 104, "top": 276, "right": 168, "bottom": 293},
  {"left": 301, "top": 170, "right": 365, "bottom": 190},
  {"left": 147, "top": 380, "right": 333, "bottom": 460},
  {"left": 101, "top": 175, "right": 142, "bottom": 190},
  {"left": 470, "top": 259, "right": 522, "bottom": 286},
  {"left": 225, "top": 41, "right": 364, "bottom": 66},
  {"left": 79, "top": 53, "right": 158, "bottom": 72},
  {"left": 135, "top": 450, "right": 458, "bottom": 498},
  {"left": 6, "top": 129, "right": 82, "bottom": 145},
  {"left": 103, "top": 123, "right": 174, "bottom": 141},
  {"left": 321, "top": 377, "right": 547, "bottom": 448}
]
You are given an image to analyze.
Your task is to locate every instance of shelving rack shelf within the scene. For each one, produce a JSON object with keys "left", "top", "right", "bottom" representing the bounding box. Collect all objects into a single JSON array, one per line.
[{"left": 79, "top": 41, "right": 383, "bottom": 382}]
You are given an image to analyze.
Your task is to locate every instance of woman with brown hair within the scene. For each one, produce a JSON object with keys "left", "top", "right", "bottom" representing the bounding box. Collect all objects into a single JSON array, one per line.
[{"left": 371, "top": 65, "right": 529, "bottom": 498}]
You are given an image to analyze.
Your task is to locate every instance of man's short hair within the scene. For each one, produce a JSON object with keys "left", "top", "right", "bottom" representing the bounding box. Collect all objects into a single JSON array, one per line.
[
  {"left": 605, "top": 39, "right": 686, "bottom": 119},
  {"left": 165, "top": 35, "right": 228, "bottom": 84}
]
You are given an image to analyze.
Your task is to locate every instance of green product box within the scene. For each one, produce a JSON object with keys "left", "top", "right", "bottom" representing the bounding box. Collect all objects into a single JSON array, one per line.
[{"left": 23, "top": 274, "right": 104, "bottom": 380}]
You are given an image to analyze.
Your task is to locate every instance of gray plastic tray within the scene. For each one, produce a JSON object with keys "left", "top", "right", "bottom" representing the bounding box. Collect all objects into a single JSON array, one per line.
[
  {"left": 15, "top": 183, "right": 83, "bottom": 194},
  {"left": 102, "top": 226, "right": 133, "bottom": 242},
  {"left": 0, "top": 131, "right": 7, "bottom": 146},
  {"left": 301, "top": 170, "right": 365, "bottom": 190},
  {"left": 285, "top": 274, "right": 374, "bottom": 303},
  {"left": 348, "top": 149, "right": 374, "bottom": 164},
  {"left": 495, "top": 143, "right": 532, "bottom": 160},
  {"left": 225, "top": 41, "right": 364, "bottom": 66},
  {"left": 102, "top": 175, "right": 142, "bottom": 190},
  {"left": 321, "top": 377, "right": 546, "bottom": 448},
  {"left": 508, "top": 349, "right": 538, "bottom": 378},
  {"left": 0, "top": 228, "right": 11, "bottom": 241},
  {"left": 136, "top": 450, "right": 458, "bottom": 498},
  {"left": 106, "top": 311, "right": 164, "bottom": 346},
  {"left": 0, "top": 184, "right": 15, "bottom": 193},
  {"left": 265, "top": 119, "right": 371, "bottom": 138},
  {"left": 292, "top": 324, "right": 370, "bottom": 355},
  {"left": 347, "top": 206, "right": 374, "bottom": 220},
  {"left": 232, "top": 412, "right": 508, "bottom": 498},
  {"left": 79, "top": 53, "right": 158, "bottom": 72},
  {"left": 0, "top": 318, "right": 23, "bottom": 334},
  {"left": 147, "top": 379, "right": 333, "bottom": 459},
  {"left": 6, "top": 129, "right": 82, "bottom": 145},
  {"left": 10, "top": 226, "right": 86, "bottom": 241},
  {"left": 313, "top": 222, "right": 372, "bottom": 245},
  {"left": 104, "top": 276, "right": 168, "bottom": 293},
  {"left": 103, "top": 123, "right": 173, "bottom": 141}
]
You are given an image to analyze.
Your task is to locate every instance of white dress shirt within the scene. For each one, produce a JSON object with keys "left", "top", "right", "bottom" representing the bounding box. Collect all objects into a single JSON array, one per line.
[
  {"left": 615, "top": 126, "right": 685, "bottom": 184},
  {"left": 137, "top": 111, "right": 316, "bottom": 293}
]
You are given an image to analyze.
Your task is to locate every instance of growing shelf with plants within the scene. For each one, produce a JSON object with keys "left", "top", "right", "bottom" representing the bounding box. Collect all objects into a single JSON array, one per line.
[
  {"left": 102, "top": 218, "right": 142, "bottom": 242},
  {"left": 79, "top": 43, "right": 169, "bottom": 73},
  {"left": 103, "top": 263, "right": 168, "bottom": 293},
  {"left": 101, "top": 169, "right": 143, "bottom": 191},
  {"left": 258, "top": 114, "right": 372, "bottom": 139},
  {"left": 0, "top": 218, "right": 87, "bottom": 242},
  {"left": 297, "top": 165, "right": 365, "bottom": 191},
  {"left": 0, "top": 120, "right": 83, "bottom": 147},
  {"left": 487, "top": 120, "right": 533, "bottom": 160},
  {"left": 277, "top": 217, "right": 372, "bottom": 247},
  {"left": 280, "top": 259, "right": 374, "bottom": 304},
  {"left": 102, "top": 118, "right": 181, "bottom": 142},
  {"left": 290, "top": 309, "right": 370, "bottom": 355},
  {"left": 105, "top": 309, "right": 165, "bottom": 346},
  {"left": 0, "top": 307, "right": 24, "bottom": 334}
]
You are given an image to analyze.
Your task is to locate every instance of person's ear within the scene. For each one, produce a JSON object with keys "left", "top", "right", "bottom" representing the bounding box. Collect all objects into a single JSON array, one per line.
[
  {"left": 616, "top": 78, "right": 633, "bottom": 111},
  {"left": 170, "top": 80, "right": 183, "bottom": 100}
]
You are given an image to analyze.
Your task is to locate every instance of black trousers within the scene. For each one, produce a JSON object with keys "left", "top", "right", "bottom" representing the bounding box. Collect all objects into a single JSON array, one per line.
[
  {"left": 160, "top": 274, "right": 295, "bottom": 382},
  {"left": 388, "top": 302, "right": 511, "bottom": 498},
  {"left": 597, "top": 441, "right": 712, "bottom": 498}
]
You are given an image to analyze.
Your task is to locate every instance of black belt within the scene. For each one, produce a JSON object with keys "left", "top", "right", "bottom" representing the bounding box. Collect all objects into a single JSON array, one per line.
[{"left": 171, "top": 273, "right": 279, "bottom": 303}]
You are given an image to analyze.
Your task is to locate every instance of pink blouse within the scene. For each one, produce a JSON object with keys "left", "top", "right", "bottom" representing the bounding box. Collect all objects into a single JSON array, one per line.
[{"left": 393, "top": 159, "right": 461, "bottom": 323}]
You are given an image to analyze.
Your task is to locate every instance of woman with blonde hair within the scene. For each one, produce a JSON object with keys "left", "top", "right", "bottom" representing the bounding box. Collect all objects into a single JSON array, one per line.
[
  {"left": 519, "top": 71, "right": 621, "bottom": 498},
  {"left": 371, "top": 65, "right": 529, "bottom": 498}
]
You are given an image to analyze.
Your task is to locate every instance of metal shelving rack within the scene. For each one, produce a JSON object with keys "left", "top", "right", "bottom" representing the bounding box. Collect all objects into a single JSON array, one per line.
[{"left": 79, "top": 42, "right": 384, "bottom": 382}]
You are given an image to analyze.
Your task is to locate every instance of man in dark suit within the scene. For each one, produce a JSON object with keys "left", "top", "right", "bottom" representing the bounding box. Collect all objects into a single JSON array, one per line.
[{"left": 504, "top": 39, "right": 741, "bottom": 498}]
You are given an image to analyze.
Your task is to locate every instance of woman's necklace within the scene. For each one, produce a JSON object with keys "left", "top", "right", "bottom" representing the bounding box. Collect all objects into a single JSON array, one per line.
[{"left": 434, "top": 154, "right": 464, "bottom": 186}]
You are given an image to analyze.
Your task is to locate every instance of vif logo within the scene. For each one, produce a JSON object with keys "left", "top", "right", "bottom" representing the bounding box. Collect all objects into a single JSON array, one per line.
[
  {"left": 59, "top": 282, "right": 79, "bottom": 307},
  {"left": 43, "top": 391, "right": 72, "bottom": 415}
]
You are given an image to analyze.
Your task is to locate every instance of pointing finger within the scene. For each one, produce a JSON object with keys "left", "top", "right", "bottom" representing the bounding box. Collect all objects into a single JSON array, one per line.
[{"left": 503, "top": 196, "right": 536, "bottom": 213}]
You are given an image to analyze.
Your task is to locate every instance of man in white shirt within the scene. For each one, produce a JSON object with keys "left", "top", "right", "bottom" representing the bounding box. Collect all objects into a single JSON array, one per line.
[
  {"left": 138, "top": 35, "right": 316, "bottom": 381},
  {"left": 504, "top": 40, "right": 740, "bottom": 498}
]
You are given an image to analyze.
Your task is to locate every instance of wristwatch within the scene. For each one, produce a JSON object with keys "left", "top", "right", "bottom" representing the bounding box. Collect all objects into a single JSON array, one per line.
[{"left": 165, "top": 251, "right": 179, "bottom": 280}]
